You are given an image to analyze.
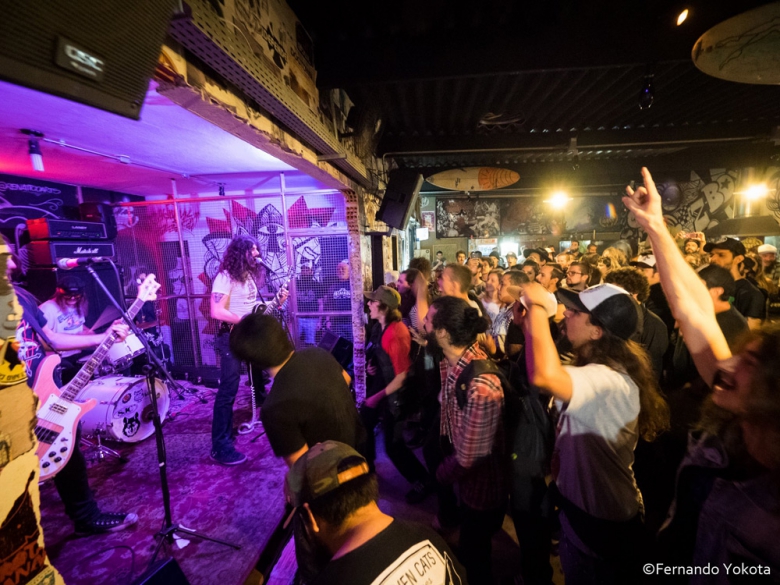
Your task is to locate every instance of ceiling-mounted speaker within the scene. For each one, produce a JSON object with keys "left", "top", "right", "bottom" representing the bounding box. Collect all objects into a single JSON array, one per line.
[
  {"left": 0, "top": 0, "right": 180, "bottom": 119},
  {"left": 376, "top": 170, "right": 424, "bottom": 230}
]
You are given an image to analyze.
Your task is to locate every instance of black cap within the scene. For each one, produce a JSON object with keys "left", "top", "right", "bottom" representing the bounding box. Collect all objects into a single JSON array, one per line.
[
  {"left": 523, "top": 248, "right": 550, "bottom": 262},
  {"left": 556, "top": 283, "right": 638, "bottom": 340},
  {"left": 57, "top": 276, "right": 85, "bottom": 294},
  {"left": 703, "top": 237, "right": 746, "bottom": 257}
]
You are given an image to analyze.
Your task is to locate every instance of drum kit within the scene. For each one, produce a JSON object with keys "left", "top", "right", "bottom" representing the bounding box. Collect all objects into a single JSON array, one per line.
[{"left": 78, "top": 324, "right": 173, "bottom": 462}]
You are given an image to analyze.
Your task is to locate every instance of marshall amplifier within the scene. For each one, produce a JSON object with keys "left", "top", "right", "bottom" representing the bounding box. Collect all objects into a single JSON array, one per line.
[
  {"left": 27, "top": 241, "right": 115, "bottom": 267},
  {"left": 27, "top": 218, "right": 108, "bottom": 241}
]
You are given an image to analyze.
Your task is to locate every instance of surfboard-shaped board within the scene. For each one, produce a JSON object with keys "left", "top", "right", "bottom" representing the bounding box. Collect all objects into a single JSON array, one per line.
[{"left": 426, "top": 167, "right": 520, "bottom": 191}]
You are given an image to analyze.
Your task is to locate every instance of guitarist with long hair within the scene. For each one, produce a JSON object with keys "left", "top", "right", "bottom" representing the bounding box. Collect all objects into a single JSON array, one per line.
[
  {"left": 8, "top": 253, "right": 139, "bottom": 535},
  {"left": 209, "top": 234, "right": 288, "bottom": 466}
]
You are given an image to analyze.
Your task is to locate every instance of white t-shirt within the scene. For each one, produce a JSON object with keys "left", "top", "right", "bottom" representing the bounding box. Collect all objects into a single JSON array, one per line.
[
  {"left": 554, "top": 363, "right": 641, "bottom": 522},
  {"left": 212, "top": 271, "right": 258, "bottom": 319},
  {"left": 39, "top": 300, "right": 86, "bottom": 357},
  {"left": 481, "top": 298, "right": 501, "bottom": 323}
]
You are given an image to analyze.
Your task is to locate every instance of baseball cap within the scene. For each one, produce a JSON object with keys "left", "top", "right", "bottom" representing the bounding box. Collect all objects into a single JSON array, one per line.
[
  {"left": 523, "top": 248, "right": 550, "bottom": 262},
  {"left": 285, "top": 441, "right": 370, "bottom": 508},
  {"left": 57, "top": 276, "right": 85, "bottom": 294},
  {"left": 704, "top": 237, "right": 746, "bottom": 256},
  {"left": 556, "top": 283, "right": 638, "bottom": 340},
  {"left": 758, "top": 244, "right": 778, "bottom": 254},
  {"left": 630, "top": 254, "right": 657, "bottom": 270},
  {"left": 363, "top": 285, "right": 401, "bottom": 309}
]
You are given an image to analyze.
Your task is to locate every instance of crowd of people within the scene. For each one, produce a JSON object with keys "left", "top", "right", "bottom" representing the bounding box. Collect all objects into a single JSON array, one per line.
[
  {"left": 11, "top": 166, "right": 780, "bottom": 584},
  {"left": 226, "top": 167, "right": 779, "bottom": 584}
]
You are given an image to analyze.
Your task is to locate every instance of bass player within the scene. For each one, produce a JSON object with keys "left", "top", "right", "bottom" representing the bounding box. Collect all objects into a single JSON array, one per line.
[
  {"left": 209, "top": 234, "right": 288, "bottom": 465},
  {"left": 9, "top": 253, "right": 139, "bottom": 535}
]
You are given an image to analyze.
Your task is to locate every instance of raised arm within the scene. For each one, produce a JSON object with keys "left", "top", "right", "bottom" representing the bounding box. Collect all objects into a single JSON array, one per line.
[{"left": 623, "top": 167, "right": 730, "bottom": 384}]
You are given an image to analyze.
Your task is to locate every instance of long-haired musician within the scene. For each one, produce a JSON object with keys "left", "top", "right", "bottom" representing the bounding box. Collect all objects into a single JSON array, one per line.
[{"left": 210, "top": 234, "right": 287, "bottom": 465}]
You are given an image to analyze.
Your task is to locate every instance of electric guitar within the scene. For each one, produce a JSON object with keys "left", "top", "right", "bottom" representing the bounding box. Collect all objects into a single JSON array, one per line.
[
  {"left": 33, "top": 274, "right": 160, "bottom": 481},
  {"left": 252, "top": 262, "right": 297, "bottom": 315}
]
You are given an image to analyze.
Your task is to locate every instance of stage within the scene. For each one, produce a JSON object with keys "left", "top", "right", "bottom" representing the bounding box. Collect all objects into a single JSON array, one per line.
[{"left": 39, "top": 379, "right": 288, "bottom": 585}]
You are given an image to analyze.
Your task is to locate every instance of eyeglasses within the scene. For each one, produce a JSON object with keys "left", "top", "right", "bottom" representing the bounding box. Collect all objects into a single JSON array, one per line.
[
  {"left": 567, "top": 271, "right": 583, "bottom": 276},
  {"left": 63, "top": 293, "right": 83, "bottom": 299}
]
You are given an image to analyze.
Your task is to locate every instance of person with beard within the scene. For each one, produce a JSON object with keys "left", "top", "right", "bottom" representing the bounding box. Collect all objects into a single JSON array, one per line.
[
  {"left": 422, "top": 296, "right": 506, "bottom": 585},
  {"left": 521, "top": 280, "right": 669, "bottom": 584},
  {"left": 287, "top": 441, "right": 468, "bottom": 585},
  {"left": 706, "top": 238, "right": 765, "bottom": 330},
  {"left": 210, "top": 234, "right": 289, "bottom": 465}
]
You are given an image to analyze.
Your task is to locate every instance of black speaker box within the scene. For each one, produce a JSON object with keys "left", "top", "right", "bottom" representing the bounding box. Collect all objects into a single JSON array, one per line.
[
  {"left": 25, "top": 264, "right": 126, "bottom": 332},
  {"left": 318, "top": 331, "right": 354, "bottom": 373},
  {"left": 131, "top": 558, "right": 190, "bottom": 585},
  {"left": 79, "top": 202, "right": 118, "bottom": 240},
  {"left": 377, "top": 170, "right": 424, "bottom": 230},
  {"left": 0, "top": 0, "right": 179, "bottom": 119}
]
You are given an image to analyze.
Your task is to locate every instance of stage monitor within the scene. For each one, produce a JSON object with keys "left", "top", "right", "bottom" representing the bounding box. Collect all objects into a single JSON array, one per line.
[
  {"left": 0, "top": 0, "right": 180, "bottom": 119},
  {"left": 376, "top": 170, "right": 423, "bottom": 230}
]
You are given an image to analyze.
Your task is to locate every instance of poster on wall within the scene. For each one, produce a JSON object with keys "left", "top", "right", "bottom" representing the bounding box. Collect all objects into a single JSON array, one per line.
[
  {"left": 435, "top": 199, "right": 501, "bottom": 238},
  {"left": 0, "top": 174, "right": 78, "bottom": 246},
  {"left": 421, "top": 211, "right": 435, "bottom": 232}
]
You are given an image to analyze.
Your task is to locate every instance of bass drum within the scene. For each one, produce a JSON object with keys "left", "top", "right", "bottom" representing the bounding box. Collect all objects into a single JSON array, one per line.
[{"left": 80, "top": 376, "right": 169, "bottom": 443}]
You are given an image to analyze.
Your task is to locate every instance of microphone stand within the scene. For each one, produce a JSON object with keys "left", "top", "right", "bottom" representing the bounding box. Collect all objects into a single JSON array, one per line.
[{"left": 84, "top": 263, "right": 240, "bottom": 571}]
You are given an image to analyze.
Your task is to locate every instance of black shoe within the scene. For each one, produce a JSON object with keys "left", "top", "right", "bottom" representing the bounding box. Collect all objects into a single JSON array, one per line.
[
  {"left": 75, "top": 512, "right": 138, "bottom": 536},
  {"left": 210, "top": 449, "right": 247, "bottom": 466},
  {"left": 405, "top": 481, "right": 433, "bottom": 505}
]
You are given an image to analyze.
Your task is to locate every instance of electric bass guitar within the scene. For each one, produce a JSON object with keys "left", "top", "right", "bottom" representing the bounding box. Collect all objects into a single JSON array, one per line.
[{"left": 33, "top": 274, "right": 160, "bottom": 481}]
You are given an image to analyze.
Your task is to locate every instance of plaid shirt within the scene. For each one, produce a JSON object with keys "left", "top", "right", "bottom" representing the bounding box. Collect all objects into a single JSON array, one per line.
[{"left": 438, "top": 343, "right": 507, "bottom": 510}]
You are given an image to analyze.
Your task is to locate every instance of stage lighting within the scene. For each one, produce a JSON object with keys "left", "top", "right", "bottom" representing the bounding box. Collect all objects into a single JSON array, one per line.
[
  {"left": 743, "top": 184, "right": 770, "bottom": 200},
  {"left": 546, "top": 192, "right": 571, "bottom": 209},
  {"left": 21, "top": 129, "right": 44, "bottom": 172},
  {"left": 677, "top": 9, "right": 689, "bottom": 25}
]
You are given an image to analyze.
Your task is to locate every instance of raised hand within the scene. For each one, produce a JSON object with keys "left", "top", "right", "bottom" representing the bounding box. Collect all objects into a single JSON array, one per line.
[{"left": 622, "top": 167, "right": 665, "bottom": 232}]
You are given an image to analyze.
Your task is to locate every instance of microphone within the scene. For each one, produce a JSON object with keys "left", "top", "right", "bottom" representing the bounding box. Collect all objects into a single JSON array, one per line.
[
  {"left": 255, "top": 257, "right": 271, "bottom": 271},
  {"left": 56, "top": 257, "right": 111, "bottom": 270}
]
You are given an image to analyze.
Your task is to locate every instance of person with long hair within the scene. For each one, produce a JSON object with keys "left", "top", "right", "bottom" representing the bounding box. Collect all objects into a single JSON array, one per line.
[
  {"left": 520, "top": 280, "right": 669, "bottom": 584},
  {"left": 479, "top": 268, "right": 503, "bottom": 323},
  {"left": 423, "top": 295, "right": 505, "bottom": 585},
  {"left": 361, "top": 285, "right": 433, "bottom": 504},
  {"left": 39, "top": 275, "right": 92, "bottom": 383},
  {"left": 210, "top": 234, "right": 286, "bottom": 465},
  {"left": 625, "top": 167, "right": 780, "bottom": 576}
]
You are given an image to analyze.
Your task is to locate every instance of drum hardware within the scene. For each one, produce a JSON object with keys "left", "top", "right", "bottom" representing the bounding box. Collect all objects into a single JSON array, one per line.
[
  {"left": 81, "top": 426, "right": 127, "bottom": 465},
  {"left": 80, "top": 376, "right": 171, "bottom": 443}
]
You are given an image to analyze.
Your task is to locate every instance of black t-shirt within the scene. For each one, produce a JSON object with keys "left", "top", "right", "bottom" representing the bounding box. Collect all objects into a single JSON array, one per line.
[
  {"left": 733, "top": 278, "right": 765, "bottom": 321},
  {"left": 261, "top": 347, "right": 365, "bottom": 457},
  {"left": 311, "top": 519, "right": 468, "bottom": 585},
  {"left": 325, "top": 280, "right": 351, "bottom": 311},
  {"left": 647, "top": 283, "right": 674, "bottom": 335},
  {"left": 640, "top": 305, "right": 669, "bottom": 380},
  {"left": 296, "top": 277, "right": 324, "bottom": 312},
  {"left": 716, "top": 306, "right": 749, "bottom": 349}
]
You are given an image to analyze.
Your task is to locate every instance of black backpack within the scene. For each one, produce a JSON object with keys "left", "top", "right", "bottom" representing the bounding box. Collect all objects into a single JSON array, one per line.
[{"left": 454, "top": 357, "right": 555, "bottom": 482}]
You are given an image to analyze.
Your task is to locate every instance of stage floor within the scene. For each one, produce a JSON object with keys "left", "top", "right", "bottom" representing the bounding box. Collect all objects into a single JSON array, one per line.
[{"left": 39, "top": 379, "right": 288, "bottom": 585}]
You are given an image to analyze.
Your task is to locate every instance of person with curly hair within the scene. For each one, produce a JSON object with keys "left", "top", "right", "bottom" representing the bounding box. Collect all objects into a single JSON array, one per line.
[{"left": 210, "top": 234, "right": 286, "bottom": 465}]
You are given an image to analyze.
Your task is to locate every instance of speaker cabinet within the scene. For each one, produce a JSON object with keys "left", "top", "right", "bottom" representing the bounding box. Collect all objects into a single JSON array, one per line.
[
  {"left": 0, "top": 0, "right": 179, "bottom": 119},
  {"left": 377, "top": 170, "right": 423, "bottom": 230},
  {"left": 79, "top": 202, "right": 118, "bottom": 240},
  {"left": 25, "top": 265, "right": 126, "bottom": 332}
]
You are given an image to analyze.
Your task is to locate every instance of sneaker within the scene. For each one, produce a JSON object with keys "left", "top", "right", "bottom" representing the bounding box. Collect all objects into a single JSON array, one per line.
[
  {"left": 405, "top": 481, "right": 433, "bottom": 505},
  {"left": 75, "top": 512, "right": 138, "bottom": 536},
  {"left": 210, "top": 449, "right": 247, "bottom": 466}
]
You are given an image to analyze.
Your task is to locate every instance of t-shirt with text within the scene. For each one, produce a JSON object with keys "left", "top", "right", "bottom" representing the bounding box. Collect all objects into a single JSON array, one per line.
[{"left": 311, "top": 519, "right": 467, "bottom": 585}]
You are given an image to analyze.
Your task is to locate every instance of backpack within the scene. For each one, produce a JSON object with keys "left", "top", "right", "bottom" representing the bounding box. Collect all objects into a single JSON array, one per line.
[{"left": 454, "top": 357, "right": 555, "bottom": 483}]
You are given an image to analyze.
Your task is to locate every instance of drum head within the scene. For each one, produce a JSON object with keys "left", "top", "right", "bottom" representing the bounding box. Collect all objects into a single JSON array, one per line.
[{"left": 80, "top": 376, "right": 169, "bottom": 443}]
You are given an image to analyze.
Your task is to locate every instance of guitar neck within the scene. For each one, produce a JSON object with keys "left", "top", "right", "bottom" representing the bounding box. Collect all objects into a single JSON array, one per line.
[{"left": 59, "top": 297, "right": 146, "bottom": 402}]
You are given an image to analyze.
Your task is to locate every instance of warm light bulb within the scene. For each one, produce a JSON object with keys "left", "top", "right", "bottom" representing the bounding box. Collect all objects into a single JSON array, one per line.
[
  {"left": 547, "top": 192, "right": 571, "bottom": 209},
  {"left": 677, "top": 9, "right": 689, "bottom": 25},
  {"left": 744, "top": 184, "right": 769, "bottom": 200}
]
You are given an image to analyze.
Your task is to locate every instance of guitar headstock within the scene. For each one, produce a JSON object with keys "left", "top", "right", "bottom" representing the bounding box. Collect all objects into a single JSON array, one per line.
[{"left": 137, "top": 274, "right": 161, "bottom": 302}]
